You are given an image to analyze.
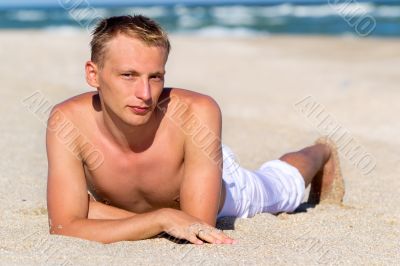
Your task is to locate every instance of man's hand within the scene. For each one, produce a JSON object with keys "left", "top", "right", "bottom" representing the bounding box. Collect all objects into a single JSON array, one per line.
[
  {"left": 158, "top": 208, "right": 236, "bottom": 245},
  {"left": 87, "top": 200, "right": 236, "bottom": 245}
]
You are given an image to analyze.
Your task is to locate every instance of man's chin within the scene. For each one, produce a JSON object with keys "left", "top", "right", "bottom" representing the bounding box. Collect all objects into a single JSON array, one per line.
[{"left": 123, "top": 112, "right": 153, "bottom": 127}]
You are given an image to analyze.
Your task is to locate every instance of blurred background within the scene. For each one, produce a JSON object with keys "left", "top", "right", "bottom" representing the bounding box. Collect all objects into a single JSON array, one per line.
[{"left": 0, "top": 0, "right": 399, "bottom": 37}]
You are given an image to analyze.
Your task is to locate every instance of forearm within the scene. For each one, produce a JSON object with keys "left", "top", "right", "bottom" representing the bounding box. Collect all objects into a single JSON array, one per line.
[
  {"left": 88, "top": 200, "right": 137, "bottom": 220},
  {"left": 52, "top": 209, "right": 164, "bottom": 244}
]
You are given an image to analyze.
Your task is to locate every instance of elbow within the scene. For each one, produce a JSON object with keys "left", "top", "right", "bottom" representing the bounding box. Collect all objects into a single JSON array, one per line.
[
  {"left": 47, "top": 219, "right": 78, "bottom": 239},
  {"left": 48, "top": 228, "right": 110, "bottom": 244},
  {"left": 48, "top": 223, "right": 68, "bottom": 237},
  {"left": 47, "top": 219, "right": 117, "bottom": 244}
]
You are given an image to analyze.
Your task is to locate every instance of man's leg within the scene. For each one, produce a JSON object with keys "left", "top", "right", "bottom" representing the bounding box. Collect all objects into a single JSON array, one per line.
[{"left": 279, "top": 138, "right": 345, "bottom": 204}]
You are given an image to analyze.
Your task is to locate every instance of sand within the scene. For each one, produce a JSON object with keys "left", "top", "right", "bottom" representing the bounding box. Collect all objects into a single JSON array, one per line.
[{"left": 0, "top": 30, "right": 399, "bottom": 265}]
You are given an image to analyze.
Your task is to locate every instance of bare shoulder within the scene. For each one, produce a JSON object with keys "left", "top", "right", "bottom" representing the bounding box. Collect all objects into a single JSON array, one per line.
[
  {"left": 47, "top": 91, "right": 98, "bottom": 156},
  {"left": 46, "top": 91, "right": 103, "bottom": 175},
  {"left": 51, "top": 91, "right": 97, "bottom": 113},
  {"left": 159, "top": 88, "right": 221, "bottom": 120},
  {"left": 48, "top": 91, "right": 97, "bottom": 125}
]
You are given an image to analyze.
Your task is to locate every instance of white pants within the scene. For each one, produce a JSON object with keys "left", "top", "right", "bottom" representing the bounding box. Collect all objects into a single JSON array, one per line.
[{"left": 217, "top": 144, "right": 305, "bottom": 219}]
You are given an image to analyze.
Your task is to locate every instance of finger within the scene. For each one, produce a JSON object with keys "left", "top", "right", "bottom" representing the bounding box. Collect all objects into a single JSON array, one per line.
[
  {"left": 165, "top": 227, "right": 202, "bottom": 245},
  {"left": 185, "top": 231, "right": 204, "bottom": 245},
  {"left": 196, "top": 229, "right": 220, "bottom": 244},
  {"left": 186, "top": 224, "right": 219, "bottom": 244},
  {"left": 206, "top": 228, "right": 236, "bottom": 244}
]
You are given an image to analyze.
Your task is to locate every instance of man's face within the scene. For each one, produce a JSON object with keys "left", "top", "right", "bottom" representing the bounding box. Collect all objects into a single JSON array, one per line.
[{"left": 96, "top": 34, "right": 167, "bottom": 126}]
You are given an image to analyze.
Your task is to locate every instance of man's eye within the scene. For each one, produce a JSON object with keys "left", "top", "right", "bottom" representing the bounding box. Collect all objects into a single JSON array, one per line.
[
  {"left": 121, "top": 73, "right": 133, "bottom": 78},
  {"left": 151, "top": 75, "right": 164, "bottom": 81}
]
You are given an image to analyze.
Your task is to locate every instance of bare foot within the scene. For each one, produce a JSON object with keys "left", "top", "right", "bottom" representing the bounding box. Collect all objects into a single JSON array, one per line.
[{"left": 307, "top": 137, "right": 345, "bottom": 205}]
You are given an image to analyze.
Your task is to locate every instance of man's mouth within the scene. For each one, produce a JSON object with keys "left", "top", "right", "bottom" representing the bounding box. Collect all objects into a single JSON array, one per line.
[{"left": 128, "top": 105, "right": 150, "bottom": 115}]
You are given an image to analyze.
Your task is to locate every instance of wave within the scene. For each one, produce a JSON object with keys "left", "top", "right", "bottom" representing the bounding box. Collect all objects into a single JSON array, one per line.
[
  {"left": 8, "top": 10, "right": 47, "bottom": 22},
  {"left": 210, "top": 3, "right": 379, "bottom": 18},
  {"left": 125, "top": 6, "right": 169, "bottom": 18},
  {"left": 211, "top": 6, "right": 257, "bottom": 26},
  {"left": 0, "top": 3, "right": 399, "bottom": 37},
  {"left": 186, "top": 26, "right": 263, "bottom": 37},
  {"left": 43, "top": 25, "right": 83, "bottom": 35},
  {"left": 374, "top": 5, "right": 400, "bottom": 17}
]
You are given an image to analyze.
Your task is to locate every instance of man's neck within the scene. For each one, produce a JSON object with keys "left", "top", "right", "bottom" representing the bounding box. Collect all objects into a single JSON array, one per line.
[{"left": 98, "top": 100, "right": 159, "bottom": 153}]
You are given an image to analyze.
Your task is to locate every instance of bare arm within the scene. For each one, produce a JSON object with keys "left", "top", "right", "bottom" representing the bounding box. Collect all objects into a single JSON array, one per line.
[
  {"left": 87, "top": 196, "right": 137, "bottom": 220},
  {"left": 46, "top": 106, "right": 166, "bottom": 243},
  {"left": 179, "top": 95, "right": 223, "bottom": 227}
]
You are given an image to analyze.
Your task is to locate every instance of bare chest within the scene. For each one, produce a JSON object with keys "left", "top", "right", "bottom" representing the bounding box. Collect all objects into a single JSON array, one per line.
[{"left": 84, "top": 134, "right": 185, "bottom": 213}]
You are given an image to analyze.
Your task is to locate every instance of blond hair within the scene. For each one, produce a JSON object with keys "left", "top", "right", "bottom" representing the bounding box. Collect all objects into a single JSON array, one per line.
[{"left": 90, "top": 15, "right": 170, "bottom": 68}]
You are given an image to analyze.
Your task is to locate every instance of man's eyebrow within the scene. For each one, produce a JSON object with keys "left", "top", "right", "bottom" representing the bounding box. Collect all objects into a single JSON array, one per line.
[
  {"left": 117, "top": 68, "right": 140, "bottom": 74},
  {"left": 116, "top": 68, "right": 165, "bottom": 76},
  {"left": 150, "top": 71, "right": 166, "bottom": 76}
]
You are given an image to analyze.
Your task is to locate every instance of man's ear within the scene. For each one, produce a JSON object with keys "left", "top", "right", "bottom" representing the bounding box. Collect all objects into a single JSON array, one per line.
[{"left": 85, "top": 61, "right": 100, "bottom": 88}]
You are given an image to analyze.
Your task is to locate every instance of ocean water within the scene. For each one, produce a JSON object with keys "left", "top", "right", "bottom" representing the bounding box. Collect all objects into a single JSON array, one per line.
[{"left": 0, "top": 1, "right": 399, "bottom": 37}]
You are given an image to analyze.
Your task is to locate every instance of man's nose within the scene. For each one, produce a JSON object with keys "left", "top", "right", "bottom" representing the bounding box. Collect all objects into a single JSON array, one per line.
[{"left": 135, "top": 78, "right": 151, "bottom": 102}]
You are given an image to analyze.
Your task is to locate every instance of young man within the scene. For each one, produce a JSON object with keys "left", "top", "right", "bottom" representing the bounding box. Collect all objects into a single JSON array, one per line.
[{"left": 46, "top": 15, "right": 345, "bottom": 245}]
